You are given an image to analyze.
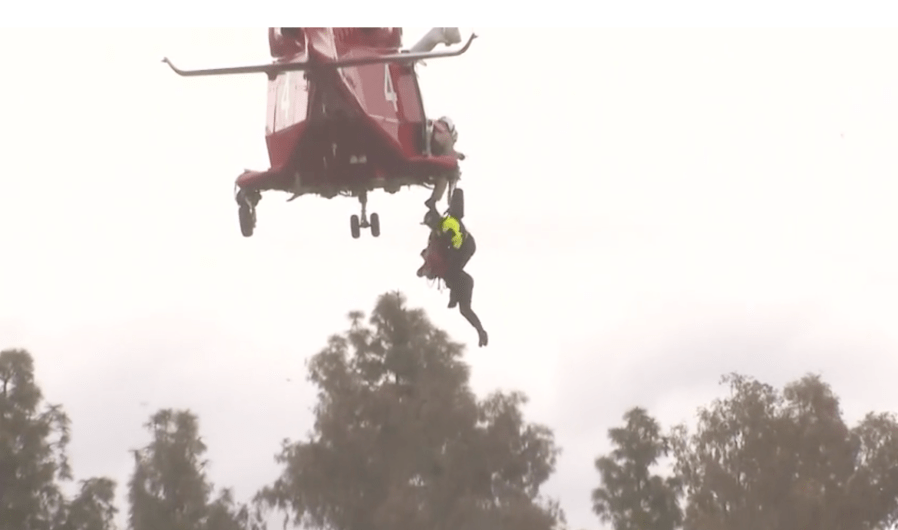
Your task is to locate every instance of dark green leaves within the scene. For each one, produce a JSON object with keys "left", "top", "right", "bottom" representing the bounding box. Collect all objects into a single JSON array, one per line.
[
  {"left": 594, "top": 373, "right": 898, "bottom": 530},
  {"left": 257, "top": 292, "right": 562, "bottom": 530},
  {"left": 592, "top": 407, "right": 682, "bottom": 530},
  {"left": 0, "top": 349, "right": 109, "bottom": 530}
]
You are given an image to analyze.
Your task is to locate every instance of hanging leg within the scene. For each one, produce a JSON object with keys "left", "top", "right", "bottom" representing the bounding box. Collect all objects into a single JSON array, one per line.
[{"left": 426, "top": 177, "right": 448, "bottom": 210}]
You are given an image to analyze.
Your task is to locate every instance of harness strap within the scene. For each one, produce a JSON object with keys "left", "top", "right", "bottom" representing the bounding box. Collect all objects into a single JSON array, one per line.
[{"left": 427, "top": 276, "right": 445, "bottom": 292}]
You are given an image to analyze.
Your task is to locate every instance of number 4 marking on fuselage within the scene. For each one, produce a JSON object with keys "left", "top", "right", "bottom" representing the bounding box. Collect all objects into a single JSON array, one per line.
[{"left": 384, "top": 63, "right": 398, "bottom": 112}]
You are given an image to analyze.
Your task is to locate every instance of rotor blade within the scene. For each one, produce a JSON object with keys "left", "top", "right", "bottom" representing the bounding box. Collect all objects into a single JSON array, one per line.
[
  {"left": 162, "top": 33, "right": 477, "bottom": 79},
  {"left": 324, "top": 33, "right": 478, "bottom": 68},
  {"left": 161, "top": 57, "right": 300, "bottom": 78}
]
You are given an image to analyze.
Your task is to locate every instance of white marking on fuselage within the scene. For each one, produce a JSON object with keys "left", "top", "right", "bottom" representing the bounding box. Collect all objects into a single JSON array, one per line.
[{"left": 279, "top": 71, "right": 294, "bottom": 128}]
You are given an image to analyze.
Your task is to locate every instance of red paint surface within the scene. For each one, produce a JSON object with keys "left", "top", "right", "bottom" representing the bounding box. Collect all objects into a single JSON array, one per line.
[
  {"left": 238, "top": 27, "right": 458, "bottom": 196},
  {"left": 419, "top": 236, "right": 449, "bottom": 279}
]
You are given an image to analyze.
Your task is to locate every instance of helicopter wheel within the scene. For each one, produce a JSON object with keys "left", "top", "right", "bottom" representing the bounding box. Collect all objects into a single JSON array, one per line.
[
  {"left": 370, "top": 213, "right": 380, "bottom": 238},
  {"left": 238, "top": 204, "right": 255, "bottom": 238},
  {"left": 350, "top": 214, "right": 361, "bottom": 239},
  {"left": 236, "top": 188, "right": 259, "bottom": 238}
]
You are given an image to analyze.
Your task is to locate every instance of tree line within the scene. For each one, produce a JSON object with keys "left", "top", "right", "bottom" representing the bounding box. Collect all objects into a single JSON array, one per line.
[{"left": 2, "top": 292, "right": 897, "bottom": 530}]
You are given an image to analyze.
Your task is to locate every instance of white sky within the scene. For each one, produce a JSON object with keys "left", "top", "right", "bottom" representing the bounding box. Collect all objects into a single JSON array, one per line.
[{"left": 3, "top": 11, "right": 898, "bottom": 530}]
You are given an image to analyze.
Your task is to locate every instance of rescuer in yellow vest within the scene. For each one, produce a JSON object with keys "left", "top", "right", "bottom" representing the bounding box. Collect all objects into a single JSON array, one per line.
[{"left": 422, "top": 204, "right": 488, "bottom": 347}]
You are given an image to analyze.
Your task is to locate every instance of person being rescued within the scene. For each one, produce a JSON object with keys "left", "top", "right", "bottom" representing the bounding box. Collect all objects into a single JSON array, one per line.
[
  {"left": 417, "top": 203, "right": 488, "bottom": 347},
  {"left": 424, "top": 116, "right": 465, "bottom": 211}
]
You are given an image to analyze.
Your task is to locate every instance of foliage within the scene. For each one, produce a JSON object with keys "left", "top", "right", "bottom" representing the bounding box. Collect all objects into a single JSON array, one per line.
[
  {"left": 0, "top": 348, "right": 117, "bottom": 530},
  {"left": 55, "top": 478, "right": 118, "bottom": 530},
  {"left": 9, "top": 295, "right": 898, "bottom": 530},
  {"left": 593, "top": 372, "right": 898, "bottom": 530},
  {"left": 128, "top": 408, "right": 264, "bottom": 530},
  {"left": 256, "top": 291, "right": 563, "bottom": 530},
  {"left": 592, "top": 407, "right": 681, "bottom": 530},
  {"left": 0, "top": 348, "right": 72, "bottom": 530}
]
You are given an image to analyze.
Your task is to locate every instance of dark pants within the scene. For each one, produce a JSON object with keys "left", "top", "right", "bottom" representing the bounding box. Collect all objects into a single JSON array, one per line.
[
  {"left": 453, "top": 270, "right": 484, "bottom": 333},
  {"left": 446, "top": 235, "right": 476, "bottom": 280},
  {"left": 444, "top": 236, "right": 483, "bottom": 333}
]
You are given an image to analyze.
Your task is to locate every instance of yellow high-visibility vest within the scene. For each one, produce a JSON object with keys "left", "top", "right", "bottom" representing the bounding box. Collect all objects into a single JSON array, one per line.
[{"left": 440, "top": 216, "right": 463, "bottom": 249}]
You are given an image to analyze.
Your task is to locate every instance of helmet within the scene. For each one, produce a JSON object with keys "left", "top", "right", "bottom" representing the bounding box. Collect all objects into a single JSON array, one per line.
[
  {"left": 438, "top": 116, "right": 458, "bottom": 143},
  {"left": 422, "top": 209, "right": 441, "bottom": 228}
]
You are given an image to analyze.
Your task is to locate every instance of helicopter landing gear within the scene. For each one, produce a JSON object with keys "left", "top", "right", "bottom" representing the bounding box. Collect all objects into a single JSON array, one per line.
[
  {"left": 351, "top": 190, "right": 380, "bottom": 239},
  {"left": 236, "top": 188, "right": 260, "bottom": 238}
]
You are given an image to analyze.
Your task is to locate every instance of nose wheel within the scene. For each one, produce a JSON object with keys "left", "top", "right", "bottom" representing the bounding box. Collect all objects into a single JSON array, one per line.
[{"left": 351, "top": 191, "right": 380, "bottom": 239}]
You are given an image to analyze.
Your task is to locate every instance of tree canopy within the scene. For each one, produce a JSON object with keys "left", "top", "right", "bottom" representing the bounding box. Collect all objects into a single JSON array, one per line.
[
  {"left": 256, "top": 292, "right": 563, "bottom": 530},
  {"left": 0, "top": 348, "right": 107, "bottom": 530},
  {"left": 591, "top": 407, "right": 681, "bottom": 530},
  {"left": 1, "top": 293, "right": 563, "bottom": 530},
  {"left": 592, "top": 372, "right": 898, "bottom": 530},
  {"left": 5, "top": 292, "right": 898, "bottom": 530},
  {"left": 0, "top": 347, "right": 267, "bottom": 530},
  {"left": 128, "top": 408, "right": 263, "bottom": 530}
]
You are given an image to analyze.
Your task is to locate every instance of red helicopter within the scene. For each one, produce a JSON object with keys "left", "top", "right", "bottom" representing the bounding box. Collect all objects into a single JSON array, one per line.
[{"left": 163, "top": 27, "right": 476, "bottom": 239}]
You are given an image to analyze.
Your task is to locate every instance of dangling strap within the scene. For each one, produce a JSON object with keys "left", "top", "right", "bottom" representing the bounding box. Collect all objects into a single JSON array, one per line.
[{"left": 427, "top": 276, "right": 445, "bottom": 292}]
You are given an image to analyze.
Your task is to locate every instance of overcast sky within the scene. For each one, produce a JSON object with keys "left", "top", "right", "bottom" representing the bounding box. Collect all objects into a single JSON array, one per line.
[{"left": 3, "top": 26, "right": 898, "bottom": 530}]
